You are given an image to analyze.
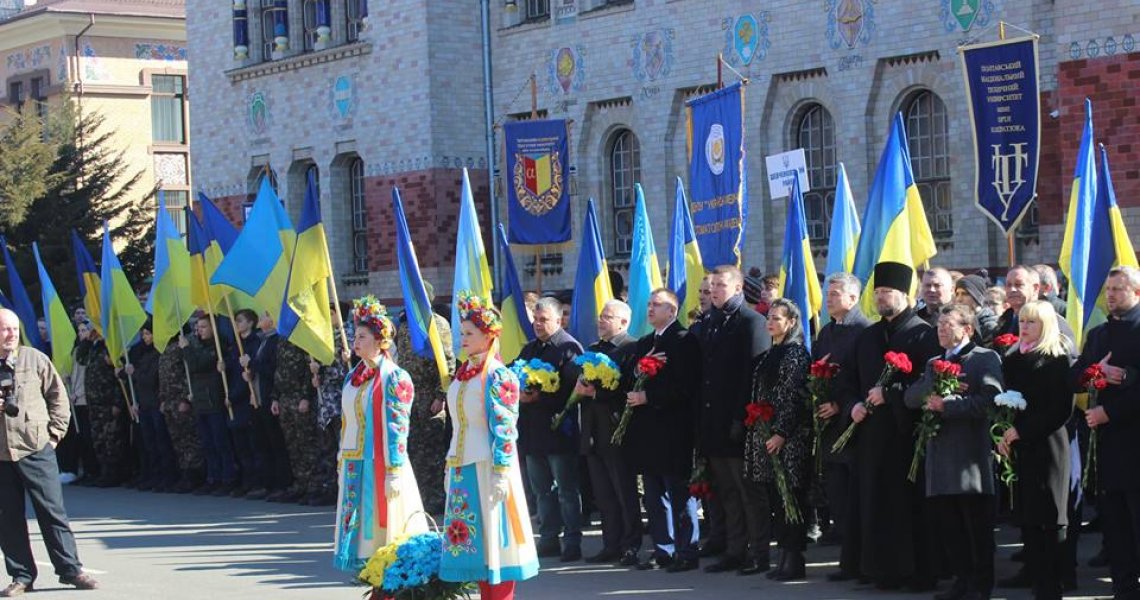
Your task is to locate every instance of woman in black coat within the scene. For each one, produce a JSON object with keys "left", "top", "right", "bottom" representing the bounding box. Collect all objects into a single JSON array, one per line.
[
  {"left": 743, "top": 298, "right": 811, "bottom": 581},
  {"left": 998, "top": 301, "right": 1074, "bottom": 600}
]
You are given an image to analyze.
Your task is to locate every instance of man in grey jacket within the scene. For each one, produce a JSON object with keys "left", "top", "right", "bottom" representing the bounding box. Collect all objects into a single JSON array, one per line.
[
  {"left": 905, "top": 304, "right": 1004, "bottom": 600},
  {"left": 0, "top": 309, "right": 98, "bottom": 597}
]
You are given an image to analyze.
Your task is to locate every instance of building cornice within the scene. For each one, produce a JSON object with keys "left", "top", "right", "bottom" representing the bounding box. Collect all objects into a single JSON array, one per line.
[
  {"left": 225, "top": 42, "right": 372, "bottom": 84},
  {"left": 0, "top": 11, "right": 184, "bottom": 51}
]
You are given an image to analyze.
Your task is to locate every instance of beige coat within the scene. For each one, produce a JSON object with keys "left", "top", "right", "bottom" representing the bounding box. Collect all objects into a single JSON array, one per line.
[{"left": 1, "top": 346, "right": 70, "bottom": 461}]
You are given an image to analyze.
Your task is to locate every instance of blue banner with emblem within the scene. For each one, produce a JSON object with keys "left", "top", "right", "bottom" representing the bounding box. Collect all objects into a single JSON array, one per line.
[
  {"left": 504, "top": 119, "right": 572, "bottom": 245},
  {"left": 687, "top": 82, "right": 747, "bottom": 268},
  {"left": 960, "top": 36, "right": 1041, "bottom": 234}
]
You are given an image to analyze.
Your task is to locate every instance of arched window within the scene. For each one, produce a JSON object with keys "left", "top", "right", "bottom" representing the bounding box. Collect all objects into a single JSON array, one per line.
[
  {"left": 608, "top": 128, "right": 641, "bottom": 256},
  {"left": 796, "top": 103, "right": 837, "bottom": 244},
  {"left": 349, "top": 157, "right": 368, "bottom": 273},
  {"left": 306, "top": 163, "right": 320, "bottom": 196},
  {"left": 905, "top": 90, "right": 952, "bottom": 237}
]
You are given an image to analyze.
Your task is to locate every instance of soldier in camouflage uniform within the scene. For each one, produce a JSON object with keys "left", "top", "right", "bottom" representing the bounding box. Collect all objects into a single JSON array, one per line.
[
  {"left": 85, "top": 335, "right": 130, "bottom": 487},
  {"left": 308, "top": 320, "right": 353, "bottom": 506},
  {"left": 268, "top": 339, "right": 321, "bottom": 503},
  {"left": 159, "top": 335, "right": 203, "bottom": 493},
  {"left": 395, "top": 311, "right": 455, "bottom": 515}
]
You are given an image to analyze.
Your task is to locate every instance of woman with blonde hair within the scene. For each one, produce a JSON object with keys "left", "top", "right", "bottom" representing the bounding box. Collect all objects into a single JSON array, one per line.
[
  {"left": 333, "top": 296, "right": 427, "bottom": 571},
  {"left": 439, "top": 293, "right": 538, "bottom": 600},
  {"left": 998, "top": 300, "right": 1074, "bottom": 600}
]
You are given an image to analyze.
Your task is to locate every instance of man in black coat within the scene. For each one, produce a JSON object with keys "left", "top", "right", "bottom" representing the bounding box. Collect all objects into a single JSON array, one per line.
[
  {"left": 1072, "top": 267, "right": 1140, "bottom": 599},
  {"left": 836, "top": 262, "right": 942, "bottom": 591},
  {"left": 621, "top": 288, "right": 702, "bottom": 572},
  {"left": 813, "top": 272, "right": 870, "bottom": 582},
  {"left": 518, "top": 297, "right": 584, "bottom": 562},
  {"left": 577, "top": 299, "right": 641, "bottom": 566},
  {"left": 998, "top": 265, "right": 1076, "bottom": 342},
  {"left": 697, "top": 265, "right": 771, "bottom": 574},
  {"left": 915, "top": 268, "right": 953, "bottom": 327},
  {"left": 241, "top": 311, "right": 292, "bottom": 499}
]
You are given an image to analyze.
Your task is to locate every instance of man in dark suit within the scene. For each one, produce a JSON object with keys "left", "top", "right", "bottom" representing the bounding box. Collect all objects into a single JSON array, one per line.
[
  {"left": 905, "top": 304, "right": 1004, "bottom": 600},
  {"left": 837, "top": 262, "right": 942, "bottom": 591},
  {"left": 622, "top": 288, "right": 702, "bottom": 572},
  {"left": 916, "top": 268, "right": 953, "bottom": 327},
  {"left": 696, "top": 265, "right": 771, "bottom": 574},
  {"left": 578, "top": 299, "right": 641, "bottom": 566},
  {"left": 997, "top": 265, "right": 1075, "bottom": 342},
  {"left": 518, "top": 297, "right": 584, "bottom": 562},
  {"left": 1072, "top": 267, "right": 1140, "bottom": 600},
  {"left": 814, "top": 272, "right": 871, "bottom": 582}
]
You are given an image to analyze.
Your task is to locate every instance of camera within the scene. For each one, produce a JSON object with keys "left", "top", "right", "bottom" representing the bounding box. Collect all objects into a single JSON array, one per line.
[{"left": 0, "top": 376, "right": 17, "bottom": 417}]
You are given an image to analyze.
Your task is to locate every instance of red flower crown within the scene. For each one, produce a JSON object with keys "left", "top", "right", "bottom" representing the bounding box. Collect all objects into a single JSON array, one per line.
[
  {"left": 456, "top": 292, "right": 502, "bottom": 338},
  {"left": 352, "top": 295, "right": 395, "bottom": 344}
]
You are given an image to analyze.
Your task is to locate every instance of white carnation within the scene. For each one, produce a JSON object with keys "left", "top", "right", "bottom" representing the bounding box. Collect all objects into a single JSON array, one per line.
[{"left": 994, "top": 390, "right": 1026, "bottom": 411}]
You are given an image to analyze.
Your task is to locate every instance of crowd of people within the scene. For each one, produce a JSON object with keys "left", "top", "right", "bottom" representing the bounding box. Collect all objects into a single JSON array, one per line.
[{"left": 17, "top": 260, "right": 1140, "bottom": 600}]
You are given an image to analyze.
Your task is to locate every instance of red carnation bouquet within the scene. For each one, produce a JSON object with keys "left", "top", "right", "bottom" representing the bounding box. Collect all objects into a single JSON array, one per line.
[
  {"left": 993, "top": 333, "right": 1019, "bottom": 352},
  {"left": 745, "top": 400, "right": 802, "bottom": 524},
  {"left": 611, "top": 354, "right": 667, "bottom": 445},
  {"left": 1079, "top": 363, "right": 1109, "bottom": 488},
  {"left": 688, "top": 457, "right": 714, "bottom": 501},
  {"left": 908, "top": 359, "right": 961, "bottom": 482},
  {"left": 807, "top": 358, "right": 841, "bottom": 483},
  {"left": 831, "top": 351, "right": 913, "bottom": 453}
]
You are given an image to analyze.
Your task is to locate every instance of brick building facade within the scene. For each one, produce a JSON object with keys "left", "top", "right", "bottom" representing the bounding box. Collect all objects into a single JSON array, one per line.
[{"left": 187, "top": 0, "right": 1140, "bottom": 303}]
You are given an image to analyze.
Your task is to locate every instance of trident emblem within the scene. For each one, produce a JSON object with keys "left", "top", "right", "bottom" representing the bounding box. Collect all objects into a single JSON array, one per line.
[{"left": 990, "top": 143, "right": 1028, "bottom": 219}]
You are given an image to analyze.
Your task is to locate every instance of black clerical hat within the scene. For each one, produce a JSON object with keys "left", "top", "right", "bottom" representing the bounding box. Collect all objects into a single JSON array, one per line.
[{"left": 873, "top": 262, "right": 913, "bottom": 294}]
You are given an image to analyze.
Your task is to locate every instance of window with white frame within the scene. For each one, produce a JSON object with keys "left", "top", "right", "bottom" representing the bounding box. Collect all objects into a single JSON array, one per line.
[
  {"left": 349, "top": 157, "right": 368, "bottom": 273},
  {"left": 905, "top": 90, "right": 953, "bottom": 238},
  {"left": 609, "top": 128, "right": 641, "bottom": 257}
]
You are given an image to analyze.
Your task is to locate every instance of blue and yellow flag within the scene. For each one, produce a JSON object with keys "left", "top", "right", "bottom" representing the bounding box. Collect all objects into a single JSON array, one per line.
[
  {"left": 210, "top": 177, "right": 296, "bottom": 323},
  {"left": 70, "top": 230, "right": 102, "bottom": 335},
  {"left": 1, "top": 236, "right": 45, "bottom": 351},
  {"left": 451, "top": 168, "right": 494, "bottom": 357},
  {"left": 569, "top": 198, "right": 614, "bottom": 348},
  {"left": 667, "top": 177, "right": 704, "bottom": 326},
  {"left": 779, "top": 176, "right": 822, "bottom": 350},
  {"left": 851, "top": 113, "right": 937, "bottom": 316},
  {"left": 628, "top": 184, "right": 663, "bottom": 337},
  {"left": 1058, "top": 100, "right": 1098, "bottom": 349},
  {"left": 687, "top": 82, "right": 748, "bottom": 268},
  {"left": 192, "top": 195, "right": 256, "bottom": 312},
  {"left": 147, "top": 193, "right": 196, "bottom": 352},
  {"left": 279, "top": 171, "right": 335, "bottom": 365},
  {"left": 821, "top": 162, "right": 861, "bottom": 323},
  {"left": 392, "top": 188, "right": 450, "bottom": 388},
  {"left": 33, "top": 242, "right": 76, "bottom": 374},
  {"left": 496, "top": 224, "right": 535, "bottom": 363},
  {"left": 100, "top": 223, "right": 147, "bottom": 368}
]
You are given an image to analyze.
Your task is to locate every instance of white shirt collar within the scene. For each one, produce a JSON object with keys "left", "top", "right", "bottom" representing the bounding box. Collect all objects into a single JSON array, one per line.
[
  {"left": 946, "top": 337, "right": 970, "bottom": 358},
  {"left": 654, "top": 319, "right": 676, "bottom": 337}
]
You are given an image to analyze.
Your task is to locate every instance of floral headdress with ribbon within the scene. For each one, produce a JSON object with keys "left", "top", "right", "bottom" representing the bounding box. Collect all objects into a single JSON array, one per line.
[
  {"left": 456, "top": 292, "right": 502, "bottom": 338},
  {"left": 352, "top": 295, "right": 395, "bottom": 352}
]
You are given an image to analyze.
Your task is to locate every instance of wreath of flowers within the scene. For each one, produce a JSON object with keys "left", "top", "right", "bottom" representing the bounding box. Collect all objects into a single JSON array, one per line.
[
  {"left": 352, "top": 295, "right": 395, "bottom": 344},
  {"left": 456, "top": 291, "right": 502, "bottom": 338}
]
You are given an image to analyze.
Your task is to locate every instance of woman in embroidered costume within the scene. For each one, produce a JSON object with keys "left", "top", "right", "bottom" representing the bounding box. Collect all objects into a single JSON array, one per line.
[
  {"left": 440, "top": 293, "right": 539, "bottom": 599},
  {"left": 333, "top": 296, "right": 428, "bottom": 571}
]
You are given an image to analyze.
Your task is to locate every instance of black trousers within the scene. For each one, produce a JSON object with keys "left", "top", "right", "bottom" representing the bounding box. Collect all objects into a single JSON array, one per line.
[
  {"left": 250, "top": 403, "right": 291, "bottom": 490},
  {"left": 1100, "top": 489, "right": 1140, "bottom": 596},
  {"left": 72, "top": 406, "right": 100, "bottom": 479},
  {"left": 709, "top": 456, "right": 760, "bottom": 560},
  {"left": 1024, "top": 525, "right": 1064, "bottom": 600},
  {"left": 743, "top": 478, "right": 807, "bottom": 554},
  {"left": 824, "top": 461, "right": 860, "bottom": 574},
  {"left": 586, "top": 451, "right": 642, "bottom": 553},
  {"left": 0, "top": 446, "right": 83, "bottom": 584},
  {"left": 931, "top": 494, "right": 995, "bottom": 595}
]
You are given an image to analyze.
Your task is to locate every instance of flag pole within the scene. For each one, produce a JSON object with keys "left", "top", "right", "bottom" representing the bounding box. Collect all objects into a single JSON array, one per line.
[
  {"left": 116, "top": 315, "right": 140, "bottom": 423},
  {"left": 998, "top": 20, "right": 1017, "bottom": 268},
  {"left": 222, "top": 295, "right": 260, "bottom": 408},
  {"left": 195, "top": 267, "right": 233, "bottom": 419},
  {"left": 172, "top": 295, "right": 196, "bottom": 401},
  {"left": 324, "top": 255, "right": 352, "bottom": 362}
]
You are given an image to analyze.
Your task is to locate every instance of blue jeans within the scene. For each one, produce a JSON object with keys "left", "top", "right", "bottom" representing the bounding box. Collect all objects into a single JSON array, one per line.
[
  {"left": 137, "top": 407, "right": 177, "bottom": 484},
  {"left": 643, "top": 473, "right": 700, "bottom": 561},
  {"left": 195, "top": 412, "right": 236, "bottom": 484},
  {"left": 525, "top": 453, "right": 582, "bottom": 549}
]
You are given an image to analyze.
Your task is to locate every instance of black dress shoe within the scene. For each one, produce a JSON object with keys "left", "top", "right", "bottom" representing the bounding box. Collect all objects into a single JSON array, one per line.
[
  {"left": 618, "top": 550, "right": 640, "bottom": 567},
  {"left": 1009, "top": 548, "right": 1026, "bottom": 562},
  {"left": 737, "top": 557, "right": 769, "bottom": 575},
  {"left": 996, "top": 569, "right": 1032, "bottom": 588},
  {"left": 666, "top": 558, "right": 699, "bottom": 573},
  {"left": 766, "top": 550, "right": 787, "bottom": 580},
  {"left": 536, "top": 541, "right": 561, "bottom": 558},
  {"left": 703, "top": 556, "right": 744, "bottom": 573},
  {"left": 560, "top": 546, "right": 582, "bottom": 562},
  {"left": 1061, "top": 576, "right": 1077, "bottom": 591},
  {"left": 0, "top": 581, "right": 32, "bottom": 597},
  {"left": 698, "top": 543, "right": 726, "bottom": 558},
  {"left": 904, "top": 577, "right": 936, "bottom": 593},
  {"left": 585, "top": 549, "right": 621, "bottom": 564},
  {"left": 244, "top": 487, "right": 270, "bottom": 500},
  {"left": 636, "top": 554, "right": 672, "bottom": 570}
]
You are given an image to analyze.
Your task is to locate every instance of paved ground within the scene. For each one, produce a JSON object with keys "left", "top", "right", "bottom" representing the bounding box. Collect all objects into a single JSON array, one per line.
[{"left": 8, "top": 486, "right": 1118, "bottom": 599}]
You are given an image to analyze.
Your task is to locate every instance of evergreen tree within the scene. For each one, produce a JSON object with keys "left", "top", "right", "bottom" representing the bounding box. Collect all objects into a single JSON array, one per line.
[{"left": 0, "top": 106, "right": 59, "bottom": 230}]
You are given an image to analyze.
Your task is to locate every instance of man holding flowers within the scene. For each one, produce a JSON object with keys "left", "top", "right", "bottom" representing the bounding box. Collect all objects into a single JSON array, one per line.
[
  {"left": 834, "top": 261, "right": 941, "bottom": 591},
  {"left": 904, "top": 304, "right": 1004, "bottom": 600}
]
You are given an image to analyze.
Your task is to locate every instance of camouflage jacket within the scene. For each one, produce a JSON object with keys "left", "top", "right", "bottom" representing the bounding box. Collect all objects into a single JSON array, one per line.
[
  {"left": 158, "top": 342, "right": 191, "bottom": 412},
  {"left": 273, "top": 339, "right": 316, "bottom": 409},
  {"left": 316, "top": 322, "right": 353, "bottom": 428},
  {"left": 83, "top": 340, "right": 121, "bottom": 409},
  {"left": 394, "top": 314, "right": 455, "bottom": 422}
]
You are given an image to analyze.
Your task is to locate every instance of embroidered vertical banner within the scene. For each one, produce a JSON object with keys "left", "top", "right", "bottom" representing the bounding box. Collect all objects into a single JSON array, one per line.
[
  {"left": 504, "top": 119, "right": 572, "bottom": 245},
  {"left": 960, "top": 36, "right": 1041, "bottom": 233},
  {"left": 686, "top": 82, "right": 748, "bottom": 268}
]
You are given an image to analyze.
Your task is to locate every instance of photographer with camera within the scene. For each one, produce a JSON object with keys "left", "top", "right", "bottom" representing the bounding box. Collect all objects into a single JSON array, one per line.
[{"left": 0, "top": 309, "right": 98, "bottom": 596}]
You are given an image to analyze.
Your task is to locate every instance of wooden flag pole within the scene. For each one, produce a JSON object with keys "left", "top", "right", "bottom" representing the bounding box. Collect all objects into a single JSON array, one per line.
[
  {"left": 194, "top": 266, "right": 233, "bottom": 420},
  {"left": 116, "top": 316, "right": 140, "bottom": 423},
  {"left": 324, "top": 253, "right": 353, "bottom": 362},
  {"left": 998, "top": 21, "right": 1017, "bottom": 268},
  {"left": 222, "top": 295, "right": 260, "bottom": 408}
]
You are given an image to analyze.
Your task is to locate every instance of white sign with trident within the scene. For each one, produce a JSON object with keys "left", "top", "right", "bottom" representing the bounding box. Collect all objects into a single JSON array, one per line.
[{"left": 990, "top": 142, "right": 1029, "bottom": 220}]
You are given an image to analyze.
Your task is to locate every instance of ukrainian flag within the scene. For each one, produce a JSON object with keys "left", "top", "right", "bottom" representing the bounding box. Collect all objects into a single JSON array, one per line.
[
  {"left": 0, "top": 237, "right": 45, "bottom": 351},
  {"left": 628, "top": 184, "right": 663, "bottom": 337},
  {"left": 450, "top": 168, "right": 494, "bottom": 357},
  {"left": 147, "top": 193, "right": 196, "bottom": 352},
  {"left": 211, "top": 177, "right": 296, "bottom": 323},
  {"left": 197, "top": 193, "right": 260, "bottom": 314},
  {"left": 70, "top": 230, "right": 102, "bottom": 335},
  {"left": 851, "top": 113, "right": 937, "bottom": 316},
  {"left": 392, "top": 188, "right": 450, "bottom": 388},
  {"left": 496, "top": 224, "right": 535, "bottom": 363},
  {"left": 668, "top": 177, "right": 704, "bottom": 326},
  {"left": 99, "top": 223, "right": 148, "bottom": 368},
  {"left": 32, "top": 242, "right": 76, "bottom": 374},
  {"left": 779, "top": 176, "right": 823, "bottom": 350},
  {"left": 279, "top": 171, "right": 335, "bottom": 365},
  {"left": 821, "top": 162, "right": 861, "bottom": 323},
  {"left": 569, "top": 198, "right": 614, "bottom": 347},
  {"left": 1058, "top": 100, "right": 1099, "bottom": 349}
]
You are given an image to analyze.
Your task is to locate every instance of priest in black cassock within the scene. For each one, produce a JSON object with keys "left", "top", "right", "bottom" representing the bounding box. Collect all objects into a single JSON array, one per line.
[{"left": 835, "top": 262, "right": 942, "bottom": 591}]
